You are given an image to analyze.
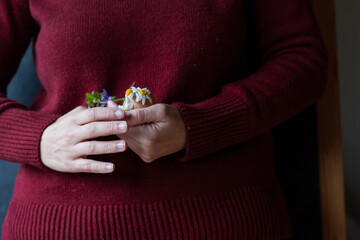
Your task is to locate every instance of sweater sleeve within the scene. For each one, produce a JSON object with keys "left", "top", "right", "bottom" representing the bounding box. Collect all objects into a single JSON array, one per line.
[
  {"left": 172, "top": 0, "right": 328, "bottom": 161},
  {"left": 0, "top": 0, "right": 60, "bottom": 169}
]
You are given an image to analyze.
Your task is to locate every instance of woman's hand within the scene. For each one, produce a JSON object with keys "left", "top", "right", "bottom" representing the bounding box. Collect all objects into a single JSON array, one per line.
[
  {"left": 40, "top": 106, "right": 128, "bottom": 173},
  {"left": 107, "top": 101, "right": 186, "bottom": 163}
]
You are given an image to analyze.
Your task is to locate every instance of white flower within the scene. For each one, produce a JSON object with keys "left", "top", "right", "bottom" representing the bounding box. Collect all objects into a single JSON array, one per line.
[
  {"left": 125, "top": 87, "right": 139, "bottom": 102},
  {"left": 134, "top": 87, "right": 152, "bottom": 105},
  {"left": 118, "top": 101, "right": 134, "bottom": 112}
]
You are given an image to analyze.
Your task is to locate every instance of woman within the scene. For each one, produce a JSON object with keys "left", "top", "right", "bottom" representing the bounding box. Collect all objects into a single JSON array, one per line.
[{"left": 0, "top": 0, "right": 327, "bottom": 239}]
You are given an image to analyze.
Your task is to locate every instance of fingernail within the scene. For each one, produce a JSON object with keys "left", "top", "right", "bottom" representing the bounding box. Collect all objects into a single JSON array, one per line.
[
  {"left": 105, "top": 164, "right": 114, "bottom": 172},
  {"left": 115, "top": 110, "right": 123, "bottom": 118},
  {"left": 116, "top": 141, "right": 125, "bottom": 151},
  {"left": 118, "top": 122, "right": 127, "bottom": 132}
]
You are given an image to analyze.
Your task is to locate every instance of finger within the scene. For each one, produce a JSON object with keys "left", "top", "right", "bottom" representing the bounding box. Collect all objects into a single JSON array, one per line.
[
  {"left": 106, "top": 100, "right": 118, "bottom": 109},
  {"left": 73, "top": 140, "right": 127, "bottom": 156},
  {"left": 73, "top": 107, "right": 125, "bottom": 125},
  {"left": 125, "top": 104, "right": 164, "bottom": 126},
  {"left": 70, "top": 159, "right": 115, "bottom": 174},
  {"left": 77, "top": 121, "right": 128, "bottom": 140}
]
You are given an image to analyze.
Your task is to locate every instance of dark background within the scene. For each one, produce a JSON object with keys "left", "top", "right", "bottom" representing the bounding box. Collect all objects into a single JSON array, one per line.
[
  {"left": 335, "top": 0, "right": 360, "bottom": 238},
  {"left": 0, "top": 43, "right": 42, "bottom": 238}
]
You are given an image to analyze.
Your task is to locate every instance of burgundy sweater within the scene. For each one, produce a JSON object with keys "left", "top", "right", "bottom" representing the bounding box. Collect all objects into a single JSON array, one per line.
[{"left": 0, "top": 0, "right": 327, "bottom": 239}]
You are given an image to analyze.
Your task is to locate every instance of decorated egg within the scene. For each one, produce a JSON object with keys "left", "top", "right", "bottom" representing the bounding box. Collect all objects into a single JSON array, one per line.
[{"left": 118, "top": 86, "right": 156, "bottom": 111}]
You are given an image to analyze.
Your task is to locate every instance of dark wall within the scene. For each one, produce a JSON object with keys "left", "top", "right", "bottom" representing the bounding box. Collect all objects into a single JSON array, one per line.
[
  {"left": 0, "top": 43, "right": 42, "bottom": 238},
  {"left": 335, "top": 0, "right": 360, "bottom": 238},
  {"left": 274, "top": 105, "right": 322, "bottom": 240}
]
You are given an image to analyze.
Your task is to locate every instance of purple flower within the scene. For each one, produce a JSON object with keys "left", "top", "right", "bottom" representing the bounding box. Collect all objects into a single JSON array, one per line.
[{"left": 100, "top": 89, "right": 113, "bottom": 107}]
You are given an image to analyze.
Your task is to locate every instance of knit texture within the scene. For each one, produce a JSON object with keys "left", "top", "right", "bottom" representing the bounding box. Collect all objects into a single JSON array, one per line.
[
  {"left": 0, "top": 0, "right": 327, "bottom": 239},
  {"left": 3, "top": 185, "right": 291, "bottom": 240}
]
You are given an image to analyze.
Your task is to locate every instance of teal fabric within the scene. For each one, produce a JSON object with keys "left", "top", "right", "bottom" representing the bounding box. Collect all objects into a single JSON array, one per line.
[{"left": 0, "top": 43, "right": 42, "bottom": 238}]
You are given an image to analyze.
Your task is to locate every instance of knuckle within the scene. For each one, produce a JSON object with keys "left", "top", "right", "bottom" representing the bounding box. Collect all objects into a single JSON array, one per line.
[
  {"left": 157, "top": 104, "right": 168, "bottom": 118},
  {"left": 62, "top": 116, "right": 73, "bottom": 125},
  {"left": 93, "top": 163, "right": 101, "bottom": 172},
  {"left": 111, "top": 122, "right": 119, "bottom": 133},
  {"left": 87, "top": 123, "right": 97, "bottom": 135},
  {"left": 105, "top": 123, "right": 116, "bottom": 134},
  {"left": 105, "top": 109, "right": 114, "bottom": 119},
  {"left": 58, "top": 132, "right": 74, "bottom": 147},
  {"left": 104, "top": 142, "right": 114, "bottom": 152},
  {"left": 70, "top": 106, "right": 84, "bottom": 115},
  {"left": 87, "top": 108, "right": 97, "bottom": 121},
  {"left": 63, "top": 129, "right": 74, "bottom": 139},
  {"left": 57, "top": 138, "right": 72, "bottom": 148},
  {"left": 82, "top": 162, "right": 92, "bottom": 171},
  {"left": 142, "top": 139, "right": 154, "bottom": 148},
  {"left": 135, "top": 110, "right": 145, "bottom": 123},
  {"left": 56, "top": 115, "right": 66, "bottom": 123},
  {"left": 63, "top": 161, "right": 72, "bottom": 170},
  {"left": 142, "top": 136, "right": 158, "bottom": 148},
  {"left": 75, "top": 106, "right": 85, "bottom": 111},
  {"left": 86, "top": 142, "right": 96, "bottom": 154}
]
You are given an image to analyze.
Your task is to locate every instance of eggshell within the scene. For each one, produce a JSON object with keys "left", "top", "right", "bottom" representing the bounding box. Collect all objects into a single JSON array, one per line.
[{"left": 131, "top": 93, "right": 156, "bottom": 109}]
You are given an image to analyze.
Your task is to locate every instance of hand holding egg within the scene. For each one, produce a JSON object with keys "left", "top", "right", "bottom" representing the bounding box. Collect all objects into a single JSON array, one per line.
[{"left": 86, "top": 83, "right": 185, "bottom": 163}]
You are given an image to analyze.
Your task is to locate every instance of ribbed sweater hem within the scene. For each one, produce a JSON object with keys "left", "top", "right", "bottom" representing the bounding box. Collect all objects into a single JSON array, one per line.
[{"left": 2, "top": 184, "right": 293, "bottom": 240}]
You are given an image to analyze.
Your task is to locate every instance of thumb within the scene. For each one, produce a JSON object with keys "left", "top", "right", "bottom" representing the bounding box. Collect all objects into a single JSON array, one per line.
[
  {"left": 125, "top": 104, "right": 161, "bottom": 126},
  {"left": 106, "top": 100, "right": 118, "bottom": 109}
]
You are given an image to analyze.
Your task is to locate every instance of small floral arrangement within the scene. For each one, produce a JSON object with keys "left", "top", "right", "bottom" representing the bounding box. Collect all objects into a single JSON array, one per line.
[
  {"left": 85, "top": 83, "right": 156, "bottom": 110},
  {"left": 85, "top": 89, "right": 125, "bottom": 108}
]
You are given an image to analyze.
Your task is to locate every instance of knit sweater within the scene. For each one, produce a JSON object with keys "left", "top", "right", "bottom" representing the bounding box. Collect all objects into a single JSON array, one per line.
[{"left": 0, "top": 0, "right": 327, "bottom": 239}]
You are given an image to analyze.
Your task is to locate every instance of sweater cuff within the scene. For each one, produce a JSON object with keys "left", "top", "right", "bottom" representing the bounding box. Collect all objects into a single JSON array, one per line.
[
  {"left": 0, "top": 108, "right": 60, "bottom": 170},
  {"left": 172, "top": 91, "right": 251, "bottom": 162}
]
